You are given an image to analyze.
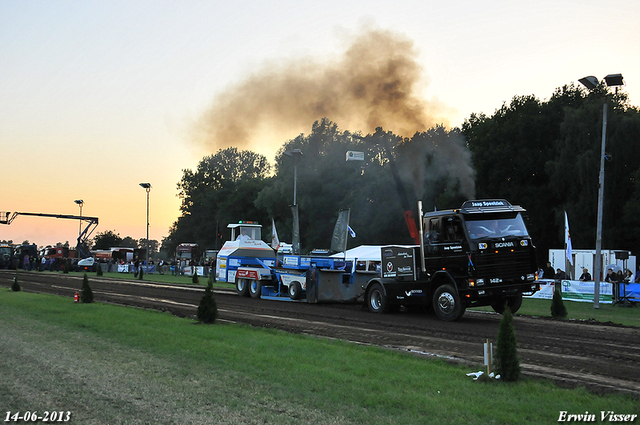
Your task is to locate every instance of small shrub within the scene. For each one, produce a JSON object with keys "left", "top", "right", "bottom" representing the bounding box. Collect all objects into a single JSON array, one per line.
[
  {"left": 96, "top": 263, "right": 103, "bottom": 276},
  {"left": 81, "top": 273, "right": 94, "bottom": 303},
  {"left": 11, "top": 275, "right": 21, "bottom": 292},
  {"left": 197, "top": 275, "right": 218, "bottom": 324},
  {"left": 551, "top": 288, "right": 567, "bottom": 318},
  {"left": 496, "top": 305, "right": 520, "bottom": 382}
]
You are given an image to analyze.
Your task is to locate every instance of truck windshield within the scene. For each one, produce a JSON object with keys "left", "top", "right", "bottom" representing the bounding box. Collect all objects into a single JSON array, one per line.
[{"left": 465, "top": 214, "right": 529, "bottom": 240}]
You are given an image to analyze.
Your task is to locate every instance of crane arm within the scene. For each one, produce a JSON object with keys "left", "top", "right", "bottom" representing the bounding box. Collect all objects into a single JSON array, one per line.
[{"left": 0, "top": 211, "right": 99, "bottom": 258}]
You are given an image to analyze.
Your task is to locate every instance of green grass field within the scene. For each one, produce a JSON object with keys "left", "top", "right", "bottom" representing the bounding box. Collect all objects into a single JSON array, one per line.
[
  {"left": 1, "top": 289, "right": 638, "bottom": 425},
  {"left": 470, "top": 297, "right": 640, "bottom": 327}
]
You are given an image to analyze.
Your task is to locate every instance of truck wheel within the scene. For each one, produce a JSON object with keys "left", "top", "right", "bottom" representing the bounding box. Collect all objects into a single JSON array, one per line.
[
  {"left": 249, "top": 280, "right": 262, "bottom": 298},
  {"left": 432, "top": 284, "right": 465, "bottom": 321},
  {"left": 288, "top": 281, "right": 302, "bottom": 300},
  {"left": 367, "top": 283, "right": 390, "bottom": 314},
  {"left": 236, "top": 278, "right": 249, "bottom": 297},
  {"left": 491, "top": 294, "right": 523, "bottom": 314}
]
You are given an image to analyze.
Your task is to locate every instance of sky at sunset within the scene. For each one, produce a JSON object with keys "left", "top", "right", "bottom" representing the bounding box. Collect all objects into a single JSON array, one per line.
[{"left": 1, "top": 0, "right": 639, "bottom": 250}]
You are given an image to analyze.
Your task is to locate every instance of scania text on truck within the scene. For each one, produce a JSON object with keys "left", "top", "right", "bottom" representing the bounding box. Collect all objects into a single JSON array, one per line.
[{"left": 363, "top": 199, "right": 539, "bottom": 321}]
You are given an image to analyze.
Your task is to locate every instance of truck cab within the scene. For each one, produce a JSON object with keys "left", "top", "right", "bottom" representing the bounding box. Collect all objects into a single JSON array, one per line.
[
  {"left": 423, "top": 200, "right": 538, "bottom": 315},
  {"left": 365, "top": 199, "right": 539, "bottom": 321},
  {"left": 0, "top": 244, "right": 12, "bottom": 269}
]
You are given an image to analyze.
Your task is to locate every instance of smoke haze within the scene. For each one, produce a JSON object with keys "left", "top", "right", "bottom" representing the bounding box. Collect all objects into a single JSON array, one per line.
[
  {"left": 194, "top": 26, "right": 475, "bottom": 203},
  {"left": 194, "top": 28, "right": 452, "bottom": 158},
  {"left": 400, "top": 127, "right": 476, "bottom": 202}
]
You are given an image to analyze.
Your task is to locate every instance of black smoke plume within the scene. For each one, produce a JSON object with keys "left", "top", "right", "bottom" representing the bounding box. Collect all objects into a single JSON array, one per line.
[{"left": 194, "top": 27, "right": 451, "bottom": 156}]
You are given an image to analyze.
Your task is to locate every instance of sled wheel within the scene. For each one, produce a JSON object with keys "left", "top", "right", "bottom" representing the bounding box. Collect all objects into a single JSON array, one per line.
[
  {"left": 236, "top": 278, "right": 250, "bottom": 297},
  {"left": 249, "top": 280, "right": 262, "bottom": 299},
  {"left": 288, "top": 281, "right": 302, "bottom": 300}
]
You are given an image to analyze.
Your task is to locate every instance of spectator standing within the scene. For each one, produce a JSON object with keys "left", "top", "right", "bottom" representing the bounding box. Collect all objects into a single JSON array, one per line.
[
  {"left": 133, "top": 258, "right": 140, "bottom": 278},
  {"left": 543, "top": 262, "right": 555, "bottom": 279}
]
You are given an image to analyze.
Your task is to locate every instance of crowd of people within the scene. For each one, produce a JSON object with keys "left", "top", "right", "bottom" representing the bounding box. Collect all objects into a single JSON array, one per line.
[
  {"left": 604, "top": 267, "right": 636, "bottom": 283},
  {"left": 539, "top": 261, "right": 639, "bottom": 283},
  {"left": 12, "top": 254, "right": 217, "bottom": 278}
]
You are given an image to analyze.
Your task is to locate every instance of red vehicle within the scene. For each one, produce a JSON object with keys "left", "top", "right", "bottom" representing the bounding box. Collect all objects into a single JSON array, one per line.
[
  {"left": 176, "top": 243, "right": 198, "bottom": 262},
  {"left": 42, "top": 246, "right": 76, "bottom": 260}
]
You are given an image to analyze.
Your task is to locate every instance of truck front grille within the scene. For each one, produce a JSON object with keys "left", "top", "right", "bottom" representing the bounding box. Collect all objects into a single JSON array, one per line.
[{"left": 474, "top": 250, "right": 534, "bottom": 282}]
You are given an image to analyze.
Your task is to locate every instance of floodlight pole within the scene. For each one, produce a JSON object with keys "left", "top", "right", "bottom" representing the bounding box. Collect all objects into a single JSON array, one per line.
[
  {"left": 284, "top": 149, "right": 303, "bottom": 206},
  {"left": 579, "top": 73, "right": 624, "bottom": 309},
  {"left": 284, "top": 149, "right": 303, "bottom": 255},
  {"left": 74, "top": 200, "right": 84, "bottom": 258},
  {"left": 139, "top": 183, "right": 151, "bottom": 271},
  {"left": 592, "top": 102, "right": 607, "bottom": 309}
]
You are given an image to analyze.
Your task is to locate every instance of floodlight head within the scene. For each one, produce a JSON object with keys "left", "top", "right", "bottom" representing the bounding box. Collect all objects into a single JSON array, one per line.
[
  {"left": 604, "top": 73, "right": 624, "bottom": 87},
  {"left": 139, "top": 183, "right": 151, "bottom": 189},
  {"left": 578, "top": 76, "right": 599, "bottom": 90},
  {"left": 74, "top": 199, "right": 84, "bottom": 205},
  {"left": 284, "top": 149, "right": 303, "bottom": 157}
]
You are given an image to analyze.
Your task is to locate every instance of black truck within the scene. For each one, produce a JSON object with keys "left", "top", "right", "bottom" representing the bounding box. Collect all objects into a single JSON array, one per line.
[
  {"left": 364, "top": 199, "right": 539, "bottom": 321},
  {"left": 0, "top": 244, "right": 12, "bottom": 269}
]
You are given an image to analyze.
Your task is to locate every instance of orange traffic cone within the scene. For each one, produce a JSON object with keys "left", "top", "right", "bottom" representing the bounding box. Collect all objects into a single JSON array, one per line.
[{"left": 74, "top": 292, "right": 79, "bottom": 303}]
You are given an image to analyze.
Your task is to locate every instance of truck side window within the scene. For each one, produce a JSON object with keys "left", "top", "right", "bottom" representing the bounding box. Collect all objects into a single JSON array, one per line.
[
  {"left": 425, "top": 218, "right": 441, "bottom": 245},
  {"left": 444, "top": 218, "right": 464, "bottom": 242}
]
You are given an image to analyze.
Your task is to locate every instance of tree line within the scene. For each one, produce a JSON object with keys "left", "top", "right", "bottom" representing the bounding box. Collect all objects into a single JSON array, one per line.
[
  {"left": 161, "top": 83, "right": 640, "bottom": 262},
  {"left": 92, "top": 230, "right": 159, "bottom": 257}
]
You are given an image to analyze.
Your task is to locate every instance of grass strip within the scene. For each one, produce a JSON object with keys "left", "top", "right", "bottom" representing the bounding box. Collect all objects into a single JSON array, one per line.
[
  {"left": 470, "top": 297, "right": 640, "bottom": 327},
  {"left": 1, "top": 290, "right": 638, "bottom": 424}
]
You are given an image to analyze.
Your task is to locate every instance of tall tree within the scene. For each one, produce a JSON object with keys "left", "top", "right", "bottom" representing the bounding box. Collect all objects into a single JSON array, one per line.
[
  {"left": 166, "top": 147, "right": 271, "bottom": 256},
  {"left": 256, "top": 119, "right": 476, "bottom": 251},
  {"left": 547, "top": 87, "right": 640, "bottom": 251},
  {"left": 138, "top": 239, "right": 159, "bottom": 255},
  {"left": 93, "top": 230, "right": 123, "bottom": 250},
  {"left": 463, "top": 84, "right": 640, "bottom": 257},
  {"left": 120, "top": 236, "right": 138, "bottom": 248}
]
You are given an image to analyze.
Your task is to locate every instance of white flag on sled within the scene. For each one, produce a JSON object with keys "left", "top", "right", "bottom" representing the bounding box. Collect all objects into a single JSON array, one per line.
[
  {"left": 271, "top": 218, "right": 280, "bottom": 250},
  {"left": 564, "top": 211, "right": 573, "bottom": 266}
]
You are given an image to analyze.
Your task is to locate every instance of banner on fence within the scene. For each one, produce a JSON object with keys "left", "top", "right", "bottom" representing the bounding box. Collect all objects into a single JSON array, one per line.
[{"left": 530, "top": 279, "right": 614, "bottom": 303}]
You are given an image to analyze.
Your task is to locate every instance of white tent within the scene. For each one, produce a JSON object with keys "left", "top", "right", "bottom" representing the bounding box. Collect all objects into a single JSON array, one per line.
[
  {"left": 330, "top": 245, "right": 417, "bottom": 262},
  {"left": 330, "top": 245, "right": 384, "bottom": 261}
]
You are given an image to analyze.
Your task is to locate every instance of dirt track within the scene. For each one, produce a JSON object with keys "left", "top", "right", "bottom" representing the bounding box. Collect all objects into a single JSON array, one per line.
[{"left": 2, "top": 270, "right": 639, "bottom": 396}]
